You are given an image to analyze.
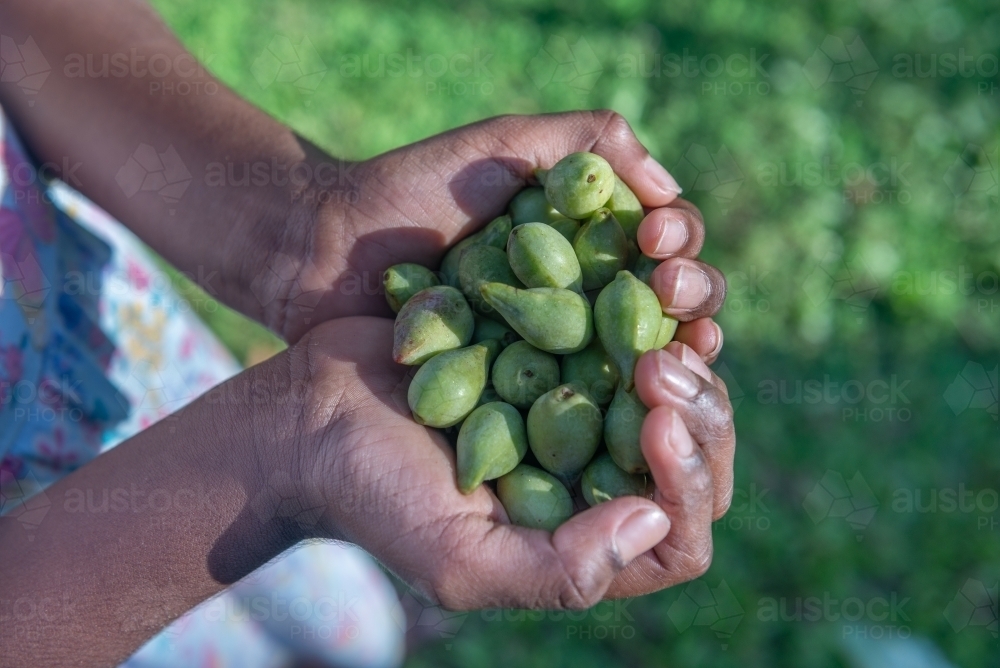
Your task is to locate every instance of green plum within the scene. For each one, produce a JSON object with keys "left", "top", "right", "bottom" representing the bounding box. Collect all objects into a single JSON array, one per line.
[
  {"left": 456, "top": 402, "right": 528, "bottom": 493},
  {"left": 544, "top": 152, "right": 615, "bottom": 219},
  {"left": 574, "top": 208, "right": 629, "bottom": 290},
  {"left": 440, "top": 215, "right": 512, "bottom": 286},
  {"left": 491, "top": 341, "right": 560, "bottom": 409},
  {"left": 479, "top": 283, "right": 593, "bottom": 354},
  {"left": 508, "top": 187, "right": 568, "bottom": 226},
  {"left": 560, "top": 338, "right": 620, "bottom": 406},
  {"left": 392, "top": 285, "right": 474, "bottom": 365},
  {"left": 604, "top": 386, "right": 650, "bottom": 473},
  {"left": 507, "top": 222, "right": 583, "bottom": 291},
  {"left": 407, "top": 342, "right": 492, "bottom": 427},
  {"left": 497, "top": 464, "right": 573, "bottom": 532},
  {"left": 593, "top": 271, "right": 661, "bottom": 389},
  {"left": 383, "top": 263, "right": 440, "bottom": 313},
  {"left": 581, "top": 454, "right": 648, "bottom": 506},
  {"left": 526, "top": 383, "right": 602, "bottom": 477}
]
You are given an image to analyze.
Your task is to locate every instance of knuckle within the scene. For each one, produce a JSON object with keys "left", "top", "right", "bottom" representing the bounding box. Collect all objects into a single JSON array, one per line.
[
  {"left": 588, "top": 110, "right": 634, "bottom": 149},
  {"left": 552, "top": 571, "right": 603, "bottom": 610},
  {"left": 542, "top": 550, "right": 607, "bottom": 610},
  {"left": 685, "top": 545, "right": 714, "bottom": 579}
]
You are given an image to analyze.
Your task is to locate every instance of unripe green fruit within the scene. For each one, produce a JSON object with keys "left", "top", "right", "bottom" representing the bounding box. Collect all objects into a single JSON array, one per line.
[
  {"left": 509, "top": 187, "right": 568, "bottom": 226},
  {"left": 544, "top": 152, "right": 615, "bottom": 219},
  {"left": 497, "top": 464, "right": 573, "bottom": 532},
  {"left": 456, "top": 402, "right": 528, "bottom": 494},
  {"left": 393, "top": 286, "right": 474, "bottom": 365},
  {"left": 440, "top": 215, "right": 512, "bottom": 287},
  {"left": 604, "top": 386, "right": 650, "bottom": 474},
  {"left": 507, "top": 222, "right": 583, "bottom": 292},
  {"left": 560, "top": 338, "right": 620, "bottom": 406},
  {"left": 606, "top": 176, "right": 644, "bottom": 241},
  {"left": 526, "top": 383, "right": 602, "bottom": 477},
  {"left": 407, "top": 343, "right": 491, "bottom": 427},
  {"left": 594, "top": 271, "right": 661, "bottom": 389},
  {"left": 384, "top": 263, "right": 441, "bottom": 313},
  {"left": 458, "top": 244, "right": 524, "bottom": 319},
  {"left": 581, "top": 453, "right": 648, "bottom": 506},
  {"left": 491, "top": 341, "right": 560, "bottom": 409},
  {"left": 574, "top": 208, "right": 629, "bottom": 291},
  {"left": 479, "top": 283, "right": 594, "bottom": 354}
]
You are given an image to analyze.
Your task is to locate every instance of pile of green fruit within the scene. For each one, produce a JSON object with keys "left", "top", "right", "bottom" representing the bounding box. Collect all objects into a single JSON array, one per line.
[{"left": 384, "top": 152, "right": 677, "bottom": 531}]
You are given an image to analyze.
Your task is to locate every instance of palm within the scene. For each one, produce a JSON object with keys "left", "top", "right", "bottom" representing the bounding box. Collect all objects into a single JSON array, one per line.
[{"left": 299, "top": 316, "right": 732, "bottom": 609}]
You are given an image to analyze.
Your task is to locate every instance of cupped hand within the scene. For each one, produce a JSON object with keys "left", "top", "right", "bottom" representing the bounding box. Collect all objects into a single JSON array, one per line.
[
  {"left": 263, "top": 110, "right": 725, "bottom": 358},
  {"left": 290, "top": 317, "right": 735, "bottom": 610}
]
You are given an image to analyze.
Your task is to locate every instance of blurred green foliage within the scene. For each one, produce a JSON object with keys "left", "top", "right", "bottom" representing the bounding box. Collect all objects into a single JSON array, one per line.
[{"left": 150, "top": 0, "right": 999, "bottom": 665}]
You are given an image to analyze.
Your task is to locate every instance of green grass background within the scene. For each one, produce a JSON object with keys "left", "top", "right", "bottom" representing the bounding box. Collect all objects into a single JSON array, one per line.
[{"left": 148, "top": 0, "right": 999, "bottom": 665}]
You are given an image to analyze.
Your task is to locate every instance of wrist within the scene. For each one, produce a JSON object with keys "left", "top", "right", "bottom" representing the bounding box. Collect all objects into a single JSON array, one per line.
[{"left": 237, "top": 147, "right": 360, "bottom": 344}]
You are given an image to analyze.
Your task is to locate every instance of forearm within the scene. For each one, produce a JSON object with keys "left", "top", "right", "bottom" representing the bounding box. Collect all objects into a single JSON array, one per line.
[
  {"left": 0, "top": 0, "right": 344, "bottom": 337},
  {"left": 0, "top": 351, "right": 309, "bottom": 665}
]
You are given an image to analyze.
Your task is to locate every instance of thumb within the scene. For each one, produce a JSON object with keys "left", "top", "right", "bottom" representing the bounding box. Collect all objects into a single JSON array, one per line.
[{"left": 427, "top": 495, "right": 669, "bottom": 610}]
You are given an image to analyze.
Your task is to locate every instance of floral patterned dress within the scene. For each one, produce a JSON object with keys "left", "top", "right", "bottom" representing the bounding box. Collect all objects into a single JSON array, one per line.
[{"left": 0, "top": 106, "right": 404, "bottom": 668}]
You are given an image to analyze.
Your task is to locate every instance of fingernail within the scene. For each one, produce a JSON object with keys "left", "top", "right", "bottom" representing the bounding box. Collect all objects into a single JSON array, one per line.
[
  {"left": 655, "top": 350, "right": 700, "bottom": 399},
  {"left": 653, "top": 213, "right": 688, "bottom": 255},
  {"left": 642, "top": 155, "right": 683, "bottom": 196},
  {"left": 615, "top": 508, "right": 670, "bottom": 563},
  {"left": 669, "top": 263, "right": 711, "bottom": 310},
  {"left": 667, "top": 409, "right": 694, "bottom": 458},
  {"left": 709, "top": 322, "right": 724, "bottom": 359}
]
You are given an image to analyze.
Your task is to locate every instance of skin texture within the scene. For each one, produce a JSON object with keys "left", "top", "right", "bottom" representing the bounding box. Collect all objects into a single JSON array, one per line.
[{"left": 0, "top": 2, "right": 732, "bottom": 662}]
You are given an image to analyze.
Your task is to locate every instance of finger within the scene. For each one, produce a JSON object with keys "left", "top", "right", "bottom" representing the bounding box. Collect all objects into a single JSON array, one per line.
[
  {"left": 673, "top": 318, "right": 724, "bottom": 364},
  {"left": 636, "top": 199, "right": 705, "bottom": 259},
  {"left": 649, "top": 257, "right": 727, "bottom": 321},
  {"left": 633, "top": 347, "right": 736, "bottom": 520},
  {"left": 585, "top": 114, "right": 682, "bottom": 208},
  {"left": 605, "top": 406, "right": 715, "bottom": 598},
  {"left": 480, "top": 111, "right": 682, "bottom": 207},
  {"left": 425, "top": 496, "right": 669, "bottom": 610}
]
